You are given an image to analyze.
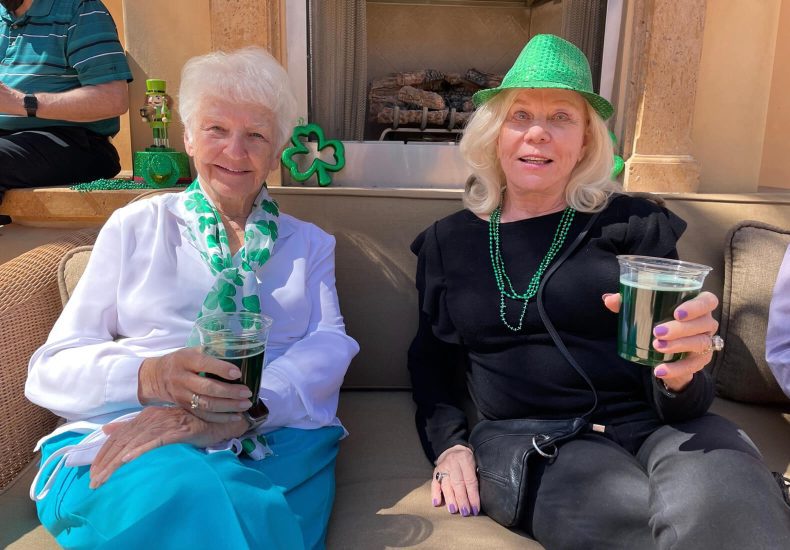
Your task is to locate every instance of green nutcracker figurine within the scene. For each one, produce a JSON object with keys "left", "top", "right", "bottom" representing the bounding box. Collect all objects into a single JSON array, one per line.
[
  {"left": 133, "top": 78, "right": 191, "bottom": 187},
  {"left": 140, "top": 79, "right": 171, "bottom": 148}
]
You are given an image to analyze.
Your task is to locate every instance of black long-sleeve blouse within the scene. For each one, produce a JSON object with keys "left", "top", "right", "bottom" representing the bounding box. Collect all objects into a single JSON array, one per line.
[{"left": 407, "top": 194, "right": 715, "bottom": 463}]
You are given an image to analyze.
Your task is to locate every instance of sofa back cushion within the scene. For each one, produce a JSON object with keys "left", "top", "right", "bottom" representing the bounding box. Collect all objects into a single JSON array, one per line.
[
  {"left": 58, "top": 245, "right": 93, "bottom": 306},
  {"left": 713, "top": 221, "right": 790, "bottom": 406},
  {"left": 52, "top": 191, "right": 790, "bottom": 394}
]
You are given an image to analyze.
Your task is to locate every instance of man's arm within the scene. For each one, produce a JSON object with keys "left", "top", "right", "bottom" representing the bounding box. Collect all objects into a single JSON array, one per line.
[{"left": 0, "top": 80, "right": 128, "bottom": 121}]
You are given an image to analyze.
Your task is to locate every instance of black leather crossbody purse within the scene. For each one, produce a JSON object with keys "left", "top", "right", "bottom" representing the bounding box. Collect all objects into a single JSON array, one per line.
[{"left": 469, "top": 210, "right": 603, "bottom": 528}]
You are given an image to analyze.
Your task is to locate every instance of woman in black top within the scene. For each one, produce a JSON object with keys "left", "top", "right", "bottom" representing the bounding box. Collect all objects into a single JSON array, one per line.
[{"left": 408, "top": 35, "right": 790, "bottom": 549}]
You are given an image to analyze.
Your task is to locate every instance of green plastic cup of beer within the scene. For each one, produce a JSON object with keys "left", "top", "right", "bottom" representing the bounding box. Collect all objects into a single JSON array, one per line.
[
  {"left": 194, "top": 311, "right": 273, "bottom": 418},
  {"left": 616, "top": 256, "right": 712, "bottom": 367}
]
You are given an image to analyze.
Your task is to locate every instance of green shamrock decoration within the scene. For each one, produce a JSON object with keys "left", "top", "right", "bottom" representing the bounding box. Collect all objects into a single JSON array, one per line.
[
  {"left": 185, "top": 193, "right": 214, "bottom": 214},
  {"left": 209, "top": 253, "right": 226, "bottom": 273},
  {"left": 248, "top": 248, "right": 271, "bottom": 264},
  {"left": 226, "top": 268, "right": 243, "bottom": 286},
  {"left": 241, "top": 295, "right": 261, "bottom": 313},
  {"left": 261, "top": 199, "right": 279, "bottom": 216},
  {"left": 204, "top": 282, "right": 237, "bottom": 312},
  {"left": 281, "top": 123, "right": 345, "bottom": 187},
  {"left": 197, "top": 216, "right": 216, "bottom": 233},
  {"left": 254, "top": 220, "right": 279, "bottom": 240}
]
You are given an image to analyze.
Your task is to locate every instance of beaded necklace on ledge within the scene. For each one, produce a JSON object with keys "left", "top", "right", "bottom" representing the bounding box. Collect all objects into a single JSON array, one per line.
[{"left": 488, "top": 205, "right": 576, "bottom": 331}]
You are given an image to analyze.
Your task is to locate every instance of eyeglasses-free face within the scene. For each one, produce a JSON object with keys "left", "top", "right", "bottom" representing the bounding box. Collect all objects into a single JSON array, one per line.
[{"left": 496, "top": 88, "right": 589, "bottom": 203}]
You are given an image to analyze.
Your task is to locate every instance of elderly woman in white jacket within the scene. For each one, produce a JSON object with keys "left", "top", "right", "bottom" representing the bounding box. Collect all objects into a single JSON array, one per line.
[{"left": 25, "top": 47, "right": 358, "bottom": 549}]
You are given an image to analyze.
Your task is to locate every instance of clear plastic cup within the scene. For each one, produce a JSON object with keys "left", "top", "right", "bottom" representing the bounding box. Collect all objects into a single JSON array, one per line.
[
  {"left": 616, "top": 256, "right": 711, "bottom": 366},
  {"left": 194, "top": 311, "right": 273, "bottom": 417}
]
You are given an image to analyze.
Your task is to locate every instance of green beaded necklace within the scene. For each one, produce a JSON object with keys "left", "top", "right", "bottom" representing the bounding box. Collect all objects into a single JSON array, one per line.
[{"left": 488, "top": 205, "right": 576, "bottom": 331}]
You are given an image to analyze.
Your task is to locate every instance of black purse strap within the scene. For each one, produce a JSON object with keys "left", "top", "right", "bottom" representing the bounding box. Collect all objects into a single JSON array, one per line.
[{"left": 536, "top": 208, "right": 604, "bottom": 420}]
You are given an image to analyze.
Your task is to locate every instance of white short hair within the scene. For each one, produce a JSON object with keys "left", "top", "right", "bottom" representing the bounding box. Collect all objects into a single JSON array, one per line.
[
  {"left": 460, "top": 88, "right": 619, "bottom": 215},
  {"left": 179, "top": 47, "right": 298, "bottom": 151}
]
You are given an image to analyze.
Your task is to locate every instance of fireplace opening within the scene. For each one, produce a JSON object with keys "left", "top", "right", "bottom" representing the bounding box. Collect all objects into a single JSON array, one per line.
[{"left": 289, "top": 0, "right": 615, "bottom": 186}]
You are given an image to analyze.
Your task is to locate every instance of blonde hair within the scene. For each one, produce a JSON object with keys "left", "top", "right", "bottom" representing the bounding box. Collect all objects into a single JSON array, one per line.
[
  {"left": 460, "top": 89, "right": 619, "bottom": 215},
  {"left": 179, "top": 47, "right": 297, "bottom": 151}
]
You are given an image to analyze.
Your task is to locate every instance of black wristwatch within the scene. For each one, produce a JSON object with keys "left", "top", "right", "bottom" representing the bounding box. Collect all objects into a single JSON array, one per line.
[
  {"left": 23, "top": 94, "right": 38, "bottom": 117},
  {"left": 242, "top": 400, "right": 269, "bottom": 431}
]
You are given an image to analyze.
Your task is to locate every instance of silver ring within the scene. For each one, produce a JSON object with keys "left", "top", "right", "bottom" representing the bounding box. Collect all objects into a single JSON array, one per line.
[
  {"left": 190, "top": 393, "right": 200, "bottom": 410},
  {"left": 435, "top": 471, "right": 450, "bottom": 483},
  {"left": 705, "top": 335, "right": 725, "bottom": 353}
]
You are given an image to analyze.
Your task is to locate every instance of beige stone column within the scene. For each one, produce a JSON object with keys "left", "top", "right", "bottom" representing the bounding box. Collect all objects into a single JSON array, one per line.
[
  {"left": 209, "top": 0, "right": 286, "bottom": 63},
  {"left": 209, "top": 0, "right": 286, "bottom": 185},
  {"left": 621, "top": 0, "right": 706, "bottom": 192}
]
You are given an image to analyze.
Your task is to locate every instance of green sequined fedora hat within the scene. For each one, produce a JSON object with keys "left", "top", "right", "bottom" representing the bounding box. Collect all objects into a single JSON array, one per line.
[{"left": 472, "top": 34, "right": 614, "bottom": 120}]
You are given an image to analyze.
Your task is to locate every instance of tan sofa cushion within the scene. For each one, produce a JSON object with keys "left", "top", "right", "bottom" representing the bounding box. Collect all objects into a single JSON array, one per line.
[
  {"left": 57, "top": 245, "right": 93, "bottom": 306},
  {"left": 714, "top": 221, "right": 790, "bottom": 405},
  {"left": 329, "top": 391, "right": 542, "bottom": 549}
]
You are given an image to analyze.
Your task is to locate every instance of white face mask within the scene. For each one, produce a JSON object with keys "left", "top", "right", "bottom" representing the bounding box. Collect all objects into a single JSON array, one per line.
[{"left": 29, "top": 411, "right": 141, "bottom": 501}]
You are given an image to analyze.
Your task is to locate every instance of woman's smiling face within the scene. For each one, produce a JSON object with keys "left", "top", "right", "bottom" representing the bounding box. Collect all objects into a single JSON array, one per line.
[
  {"left": 497, "top": 88, "right": 588, "bottom": 199},
  {"left": 184, "top": 98, "right": 280, "bottom": 206}
]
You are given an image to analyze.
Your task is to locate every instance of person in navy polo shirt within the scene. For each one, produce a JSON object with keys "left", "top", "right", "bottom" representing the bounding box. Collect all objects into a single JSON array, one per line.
[{"left": 0, "top": 0, "right": 132, "bottom": 201}]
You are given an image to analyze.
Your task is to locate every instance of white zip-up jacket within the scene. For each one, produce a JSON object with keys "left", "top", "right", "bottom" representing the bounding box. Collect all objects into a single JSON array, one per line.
[{"left": 26, "top": 192, "right": 360, "bottom": 434}]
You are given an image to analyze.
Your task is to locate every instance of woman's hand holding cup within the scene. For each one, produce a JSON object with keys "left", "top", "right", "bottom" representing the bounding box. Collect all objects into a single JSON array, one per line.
[
  {"left": 648, "top": 291, "right": 719, "bottom": 391},
  {"left": 603, "top": 290, "right": 720, "bottom": 391},
  {"left": 138, "top": 347, "right": 253, "bottom": 423}
]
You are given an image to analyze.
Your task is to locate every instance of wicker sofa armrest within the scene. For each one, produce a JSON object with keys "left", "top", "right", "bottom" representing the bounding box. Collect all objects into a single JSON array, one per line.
[{"left": 0, "top": 228, "right": 99, "bottom": 493}]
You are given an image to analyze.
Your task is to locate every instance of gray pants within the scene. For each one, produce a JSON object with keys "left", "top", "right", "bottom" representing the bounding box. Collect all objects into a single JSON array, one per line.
[{"left": 525, "top": 414, "right": 790, "bottom": 550}]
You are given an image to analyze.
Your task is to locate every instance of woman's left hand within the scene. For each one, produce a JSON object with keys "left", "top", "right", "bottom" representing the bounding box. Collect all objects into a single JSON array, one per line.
[
  {"left": 603, "top": 291, "right": 719, "bottom": 392},
  {"left": 88, "top": 406, "right": 248, "bottom": 489}
]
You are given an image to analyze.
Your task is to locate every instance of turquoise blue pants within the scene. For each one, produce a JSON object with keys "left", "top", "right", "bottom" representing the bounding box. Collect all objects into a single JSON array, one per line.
[{"left": 35, "top": 426, "right": 344, "bottom": 550}]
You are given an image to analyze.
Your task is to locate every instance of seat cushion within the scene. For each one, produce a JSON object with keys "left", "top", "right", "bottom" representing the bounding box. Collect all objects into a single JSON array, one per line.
[
  {"left": 709, "top": 397, "right": 790, "bottom": 477},
  {"left": 329, "top": 391, "right": 543, "bottom": 549},
  {"left": 714, "top": 221, "right": 790, "bottom": 405},
  {"left": 0, "top": 461, "right": 58, "bottom": 549}
]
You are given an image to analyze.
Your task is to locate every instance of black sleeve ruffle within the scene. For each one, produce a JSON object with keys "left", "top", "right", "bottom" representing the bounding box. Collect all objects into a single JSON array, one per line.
[
  {"left": 408, "top": 223, "right": 470, "bottom": 463},
  {"left": 606, "top": 194, "right": 688, "bottom": 260},
  {"left": 411, "top": 223, "right": 462, "bottom": 345}
]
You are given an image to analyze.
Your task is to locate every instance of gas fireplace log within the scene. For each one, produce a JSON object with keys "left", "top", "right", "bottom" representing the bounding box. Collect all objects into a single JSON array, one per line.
[
  {"left": 443, "top": 90, "right": 475, "bottom": 112},
  {"left": 369, "top": 99, "right": 407, "bottom": 115},
  {"left": 369, "top": 87, "right": 405, "bottom": 113},
  {"left": 376, "top": 107, "right": 448, "bottom": 126},
  {"left": 370, "top": 69, "right": 445, "bottom": 90},
  {"left": 464, "top": 69, "right": 503, "bottom": 88},
  {"left": 445, "top": 73, "right": 463, "bottom": 86},
  {"left": 397, "top": 86, "right": 446, "bottom": 110}
]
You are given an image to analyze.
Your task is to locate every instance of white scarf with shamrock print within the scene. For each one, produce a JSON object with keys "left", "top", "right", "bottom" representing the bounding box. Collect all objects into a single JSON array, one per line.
[
  {"left": 175, "top": 179, "right": 279, "bottom": 460},
  {"left": 177, "top": 178, "right": 279, "bottom": 322}
]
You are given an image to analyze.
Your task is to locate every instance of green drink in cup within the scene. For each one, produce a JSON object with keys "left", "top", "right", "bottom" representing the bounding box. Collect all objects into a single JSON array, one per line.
[
  {"left": 194, "top": 311, "right": 273, "bottom": 418},
  {"left": 616, "top": 256, "right": 712, "bottom": 367}
]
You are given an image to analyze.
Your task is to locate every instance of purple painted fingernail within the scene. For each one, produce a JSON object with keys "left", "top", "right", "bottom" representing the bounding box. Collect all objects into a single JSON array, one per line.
[
  {"left": 654, "top": 325, "right": 669, "bottom": 337},
  {"left": 461, "top": 506, "right": 469, "bottom": 517},
  {"left": 655, "top": 339, "right": 667, "bottom": 349},
  {"left": 432, "top": 498, "right": 440, "bottom": 507},
  {"left": 448, "top": 504, "right": 457, "bottom": 514},
  {"left": 472, "top": 506, "right": 479, "bottom": 516},
  {"left": 655, "top": 366, "right": 669, "bottom": 377},
  {"left": 676, "top": 309, "right": 688, "bottom": 320}
]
